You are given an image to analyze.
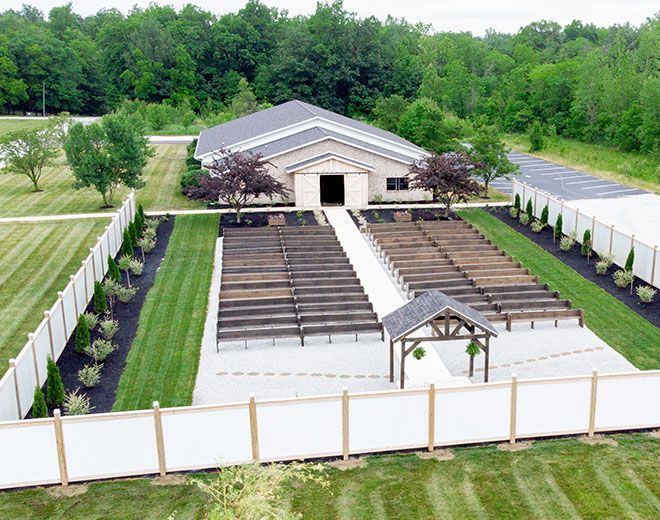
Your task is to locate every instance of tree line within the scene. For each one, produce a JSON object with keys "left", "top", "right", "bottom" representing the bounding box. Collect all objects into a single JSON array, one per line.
[{"left": 0, "top": 1, "right": 657, "bottom": 154}]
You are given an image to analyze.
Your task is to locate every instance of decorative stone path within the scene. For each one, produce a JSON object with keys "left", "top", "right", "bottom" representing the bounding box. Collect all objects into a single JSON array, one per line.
[{"left": 216, "top": 371, "right": 389, "bottom": 380}]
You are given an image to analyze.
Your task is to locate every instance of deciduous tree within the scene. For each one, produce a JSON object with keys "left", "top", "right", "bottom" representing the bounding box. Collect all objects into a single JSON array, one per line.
[{"left": 469, "top": 125, "right": 519, "bottom": 196}]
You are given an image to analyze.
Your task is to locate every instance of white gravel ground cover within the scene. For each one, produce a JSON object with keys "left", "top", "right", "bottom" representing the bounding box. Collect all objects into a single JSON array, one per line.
[{"left": 433, "top": 320, "right": 636, "bottom": 383}]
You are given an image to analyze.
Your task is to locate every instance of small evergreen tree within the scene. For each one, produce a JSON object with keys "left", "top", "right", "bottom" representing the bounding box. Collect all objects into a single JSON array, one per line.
[
  {"left": 93, "top": 280, "right": 107, "bottom": 314},
  {"left": 525, "top": 199, "right": 534, "bottom": 221},
  {"left": 32, "top": 386, "right": 48, "bottom": 418},
  {"left": 134, "top": 213, "right": 144, "bottom": 239},
  {"left": 625, "top": 247, "right": 635, "bottom": 271},
  {"left": 540, "top": 205, "right": 549, "bottom": 227},
  {"left": 122, "top": 228, "right": 134, "bottom": 256},
  {"left": 46, "top": 356, "right": 65, "bottom": 406},
  {"left": 553, "top": 213, "right": 563, "bottom": 242},
  {"left": 107, "top": 255, "right": 121, "bottom": 283},
  {"left": 128, "top": 221, "right": 138, "bottom": 246},
  {"left": 514, "top": 194, "right": 521, "bottom": 214},
  {"left": 581, "top": 229, "right": 592, "bottom": 258},
  {"left": 138, "top": 204, "right": 145, "bottom": 222},
  {"left": 75, "top": 314, "right": 90, "bottom": 354}
]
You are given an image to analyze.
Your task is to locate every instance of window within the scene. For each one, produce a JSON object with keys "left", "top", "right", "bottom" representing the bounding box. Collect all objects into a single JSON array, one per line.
[{"left": 386, "top": 177, "right": 409, "bottom": 191}]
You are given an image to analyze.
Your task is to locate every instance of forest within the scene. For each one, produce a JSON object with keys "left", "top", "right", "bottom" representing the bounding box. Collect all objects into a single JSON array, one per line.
[{"left": 0, "top": 1, "right": 657, "bottom": 155}]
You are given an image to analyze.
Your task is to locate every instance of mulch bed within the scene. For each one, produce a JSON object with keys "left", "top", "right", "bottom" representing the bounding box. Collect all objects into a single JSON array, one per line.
[
  {"left": 42, "top": 216, "right": 175, "bottom": 415},
  {"left": 219, "top": 210, "right": 318, "bottom": 233},
  {"left": 349, "top": 207, "right": 456, "bottom": 225},
  {"left": 489, "top": 207, "right": 660, "bottom": 327}
]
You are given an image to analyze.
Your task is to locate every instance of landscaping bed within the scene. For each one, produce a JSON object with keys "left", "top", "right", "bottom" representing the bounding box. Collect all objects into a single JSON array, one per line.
[
  {"left": 490, "top": 206, "right": 659, "bottom": 327},
  {"left": 219, "top": 210, "right": 318, "bottom": 232},
  {"left": 350, "top": 207, "right": 455, "bottom": 226},
  {"left": 44, "top": 216, "right": 175, "bottom": 415}
]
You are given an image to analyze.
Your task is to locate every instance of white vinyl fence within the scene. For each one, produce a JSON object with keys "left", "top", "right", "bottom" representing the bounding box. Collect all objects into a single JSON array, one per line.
[
  {"left": 512, "top": 180, "right": 659, "bottom": 288},
  {"left": 0, "top": 369, "right": 657, "bottom": 489},
  {"left": 0, "top": 193, "right": 136, "bottom": 423}
]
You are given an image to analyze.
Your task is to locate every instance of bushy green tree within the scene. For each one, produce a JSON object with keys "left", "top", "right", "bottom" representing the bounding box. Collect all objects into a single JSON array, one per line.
[
  {"left": 128, "top": 221, "right": 138, "bottom": 246},
  {"left": 514, "top": 194, "right": 521, "bottom": 213},
  {"left": 525, "top": 198, "right": 534, "bottom": 220},
  {"left": 46, "top": 357, "right": 65, "bottom": 407},
  {"left": 107, "top": 255, "right": 121, "bottom": 283},
  {"left": 529, "top": 121, "right": 545, "bottom": 151},
  {"left": 398, "top": 98, "right": 458, "bottom": 153},
  {"left": 32, "top": 386, "right": 48, "bottom": 418},
  {"left": 122, "top": 228, "right": 134, "bottom": 256},
  {"left": 553, "top": 213, "right": 563, "bottom": 241},
  {"left": 581, "top": 229, "right": 592, "bottom": 258},
  {"left": 93, "top": 281, "right": 107, "bottom": 314},
  {"left": 75, "top": 314, "right": 90, "bottom": 354},
  {"left": 469, "top": 125, "right": 519, "bottom": 196},
  {"left": 625, "top": 247, "right": 635, "bottom": 271},
  {"left": 540, "top": 204, "right": 549, "bottom": 226}
]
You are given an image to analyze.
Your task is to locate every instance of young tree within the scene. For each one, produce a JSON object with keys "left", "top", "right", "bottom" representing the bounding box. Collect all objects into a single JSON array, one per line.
[
  {"left": 122, "top": 228, "right": 134, "bottom": 257},
  {"left": 469, "top": 125, "right": 519, "bottom": 196},
  {"left": 185, "top": 149, "right": 289, "bottom": 223},
  {"left": 581, "top": 229, "right": 592, "bottom": 259},
  {"left": 407, "top": 152, "right": 483, "bottom": 217},
  {"left": 0, "top": 117, "right": 66, "bottom": 191},
  {"left": 93, "top": 280, "right": 107, "bottom": 314},
  {"left": 32, "top": 386, "right": 48, "bottom": 418},
  {"left": 107, "top": 255, "right": 121, "bottom": 283},
  {"left": 138, "top": 203, "right": 146, "bottom": 222},
  {"left": 513, "top": 193, "right": 521, "bottom": 215},
  {"left": 46, "top": 356, "right": 65, "bottom": 407},
  {"left": 118, "top": 255, "right": 132, "bottom": 287},
  {"left": 529, "top": 121, "right": 545, "bottom": 151},
  {"left": 64, "top": 112, "right": 154, "bottom": 207},
  {"left": 465, "top": 341, "right": 481, "bottom": 378},
  {"left": 525, "top": 199, "right": 534, "bottom": 221},
  {"left": 553, "top": 213, "right": 563, "bottom": 242},
  {"left": 625, "top": 247, "right": 635, "bottom": 272},
  {"left": 540, "top": 204, "right": 549, "bottom": 227},
  {"left": 75, "top": 314, "right": 90, "bottom": 354},
  {"left": 230, "top": 78, "right": 259, "bottom": 117},
  {"left": 128, "top": 221, "right": 138, "bottom": 246}
]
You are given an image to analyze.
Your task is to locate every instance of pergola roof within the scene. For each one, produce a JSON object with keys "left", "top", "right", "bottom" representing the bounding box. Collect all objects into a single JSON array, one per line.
[{"left": 382, "top": 290, "right": 498, "bottom": 342}]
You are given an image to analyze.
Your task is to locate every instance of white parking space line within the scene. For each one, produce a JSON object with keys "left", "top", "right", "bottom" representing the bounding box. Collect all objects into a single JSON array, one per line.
[
  {"left": 595, "top": 188, "right": 641, "bottom": 195},
  {"left": 552, "top": 175, "right": 586, "bottom": 181},
  {"left": 540, "top": 171, "right": 574, "bottom": 176},
  {"left": 581, "top": 184, "right": 616, "bottom": 190},
  {"left": 565, "top": 179, "right": 605, "bottom": 185},
  {"left": 529, "top": 166, "right": 566, "bottom": 171}
]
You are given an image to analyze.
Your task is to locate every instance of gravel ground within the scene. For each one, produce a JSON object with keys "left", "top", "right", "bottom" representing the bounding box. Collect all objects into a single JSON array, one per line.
[{"left": 433, "top": 321, "right": 636, "bottom": 383}]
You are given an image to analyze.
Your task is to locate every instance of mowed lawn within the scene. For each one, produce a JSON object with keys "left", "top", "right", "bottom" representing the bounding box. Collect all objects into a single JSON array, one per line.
[
  {"left": 0, "top": 434, "right": 657, "bottom": 518},
  {"left": 0, "top": 219, "right": 108, "bottom": 367},
  {"left": 458, "top": 209, "right": 660, "bottom": 370},
  {"left": 0, "top": 118, "right": 49, "bottom": 137},
  {"left": 113, "top": 214, "right": 219, "bottom": 411},
  {"left": 0, "top": 144, "right": 204, "bottom": 217}
]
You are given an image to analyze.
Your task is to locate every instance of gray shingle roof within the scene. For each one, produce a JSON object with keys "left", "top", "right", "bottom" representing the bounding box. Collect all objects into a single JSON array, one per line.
[
  {"left": 196, "top": 99, "right": 425, "bottom": 158},
  {"left": 382, "top": 290, "right": 498, "bottom": 342}
]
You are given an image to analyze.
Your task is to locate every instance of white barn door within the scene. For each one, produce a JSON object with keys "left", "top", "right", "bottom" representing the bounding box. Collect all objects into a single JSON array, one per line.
[
  {"left": 345, "top": 173, "right": 368, "bottom": 207},
  {"left": 296, "top": 173, "right": 320, "bottom": 207}
]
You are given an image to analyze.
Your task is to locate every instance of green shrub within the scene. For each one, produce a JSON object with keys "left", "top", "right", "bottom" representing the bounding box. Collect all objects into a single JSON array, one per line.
[
  {"left": 80, "top": 312, "right": 98, "bottom": 331},
  {"left": 145, "top": 218, "right": 160, "bottom": 232},
  {"left": 134, "top": 213, "right": 144, "bottom": 239},
  {"left": 118, "top": 254, "right": 133, "bottom": 286},
  {"left": 107, "top": 255, "right": 121, "bottom": 283},
  {"left": 529, "top": 121, "right": 545, "bottom": 151},
  {"left": 46, "top": 356, "right": 65, "bottom": 406},
  {"left": 613, "top": 269, "right": 633, "bottom": 288},
  {"left": 185, "top": 154, "right": 200, "bottom": 170},
  {"left": 138, "top": 203, "right": 145, "bottom": 222},
  {"left": 509, "top": 206, "right": 519, "bottom": 218},
  {"left": 625, "top": 247, "right": 635, "bottom": 271},
  {"left": 128, "top": 258, "right": 144, "bottom": 275},
  {"left": 98, "top": 318, "right": 119, "bottom": 340},
  {"left": 560, "top": 234, "right": 575, "bottom": 251},
  {"left": 122, "top": 228, "right": 134, "bottom": 257},
  {"left": 63, "top": 389, "right": 93, "bottom": 415},
  {"left": 32, "top": 386, "right": 48, "bottom": 418},
  {"left": 84, "top": 339, "right": 116, "bottom": 364},
  {"left": 531, "top": 220, "right": 544, "bottom": 233},
  {"left": 75, "top": 314, "right": 90, "bottom": 354},
  {"left": 581, "top": 229, "right": 592, "bottom": 257},
  {"left": 540, "top": 205, "right": 549, "bottom": 226},
  {"left": 636, "top": 285, "right": 657, "bottom": 303},
  {"left": 78, "top": 364, "right": 102, "bottom": 388},
  {"left": 138, "top": 237, "right": 155, "bottom": 255},
  {"left": 595, "top": 260, "right": 610, "bottom": 275},
  {"left": 553, "top": 213, "right": 563, "bottom": 240},
  {"left": 117, "top": 284, "right": 138, "bottom": 303},
  {"left": 514, "top": 193, "right": 521, "bottom": 213},
  {"left": 412, "top": 347, "right": 426, "bottom": 360},
  {"left": 93, "top": 281, "right": 107, "bottom": 314},
  {"left": 180, "top": 168, "right": 207, "bottom": 190},
  {"left": 103, "top": 278, "right": 121, "bottom": 317},
  {"left": 525, "top": 199, "right": 533, "bottom": 221},
  {"left": 519, "top": 213, "right": 530, "bottom": 226}
]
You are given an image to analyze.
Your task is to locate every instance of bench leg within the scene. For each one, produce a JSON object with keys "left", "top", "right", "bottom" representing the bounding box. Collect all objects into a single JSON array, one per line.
[
  {"left": 531, "top": 321, "right": 534, "bottom": 329},
  {"left": 554, "top": 320, "right": 558, "bottom": 327}
]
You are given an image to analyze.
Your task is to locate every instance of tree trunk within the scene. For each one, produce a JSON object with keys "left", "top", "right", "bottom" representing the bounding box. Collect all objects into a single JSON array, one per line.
[
  {"left": 29, "top": 175, "right": 41, "bottom": 192},
  {"left": 125, "top": 270, "right": 131, "bottom": 287},
  {"left": 445, "top": 204, "right": 450, "bottom": 218},
  {"left": 483, "top": 180, "right": 489, "bottom": 198},
  {"left": 235, "top": 208, "right": 242, "bottom": 224},
  {"left": 469, "top": 355, "right": 474, "bottom": 377}
]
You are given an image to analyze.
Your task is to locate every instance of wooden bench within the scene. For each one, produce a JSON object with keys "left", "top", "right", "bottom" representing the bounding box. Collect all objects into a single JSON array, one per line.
[{"left": 505, "top": 309, "right": 584, "bottom": 331}]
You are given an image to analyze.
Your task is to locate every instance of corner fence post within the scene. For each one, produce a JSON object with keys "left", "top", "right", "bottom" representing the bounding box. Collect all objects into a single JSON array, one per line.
[
  {"left": 249, "top": 395, "right": 260, "bottom": 463},
  {"left": 9, "top": 359, "right": 21, "bottom": 418},
  {"left": 153, "top": 401, "right": 167, "bottom": 476},
  {"left": 342, "top": 387, "right": 350, "bottom": 460},
  {"left": 428, "top": 384, "right": 435, "bottom": 452},
  {"left": 509, "top": 374, "right": 518, "bottom": 444},
  {"left": 53, "top": 409, "right": 69, "bottom": 486},
  {"left": 588, "top": 369, "right": 598, "bottom": 437},
  {"left": 651, "top": 246, "right": 658, "bottom": 286}
]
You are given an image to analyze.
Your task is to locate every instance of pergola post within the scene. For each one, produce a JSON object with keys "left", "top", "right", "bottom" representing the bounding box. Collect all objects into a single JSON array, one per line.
[
  {"left": 399, "top": 341, "right": 405, "bottom": 389},
  {"left": 389, "top": 339, "right": 394, "bottom": 383},
  {"left": 484, "top": 336, "right": 490, "bottom": 383}
]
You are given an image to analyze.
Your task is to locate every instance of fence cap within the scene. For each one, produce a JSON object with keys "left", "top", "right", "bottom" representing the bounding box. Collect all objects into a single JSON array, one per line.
[
  {"left": 8, "top": 358, "right": 16, "bottom": 367},
  {"left": 153, "top": 401, "right": 160, "bottom": 408},
  {"left": 511, "top": 373, "right": 518, "bottom": 379}
]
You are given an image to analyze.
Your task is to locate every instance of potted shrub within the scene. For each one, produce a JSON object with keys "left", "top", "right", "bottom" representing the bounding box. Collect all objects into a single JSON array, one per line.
[
  {"left": 393, "top": 210, "right": 412, "bottom": 222},
  {"left": 268, "top": 213, "right": 286, "bottom": 226}
]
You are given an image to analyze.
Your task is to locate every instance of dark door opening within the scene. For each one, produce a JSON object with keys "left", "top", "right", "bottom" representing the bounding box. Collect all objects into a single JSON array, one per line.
[{"left": 320, "top": 175, "right": 345, "bottom": 206}]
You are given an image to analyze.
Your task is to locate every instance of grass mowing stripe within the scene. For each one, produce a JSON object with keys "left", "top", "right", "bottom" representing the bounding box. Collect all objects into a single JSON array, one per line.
[
  {"left": 113, "top": 214, "right": 219, "bottom": 411},
  {"left": 457, "top": 209, "right": 660, "bottom": 370}
]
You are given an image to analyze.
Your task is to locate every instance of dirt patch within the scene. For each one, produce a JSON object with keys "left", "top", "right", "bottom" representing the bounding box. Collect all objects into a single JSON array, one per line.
[
  {"left": 417, "top": 448, "right": 455, "bottom": 461},
  {"left": 579, "top": 435, "right": 619, "bottom": 446},
  {"left": 151, "top": 475, "right": 188, "bottom": 486},
  {"left": 349, "top": 207, "right": 455, "bottom": 226},
  {"left": 219, "top": 210, "right": 318, "bottom": 232},
  {"left": 47, "top": 484, "right": 88, "bottom": 498},
  {"left": 328, "top": 457, "right": 368, "bottom": 471},
  {"left": 647, "top": 429, "right": 660, "bottom": 439},
  {"left": 498, "top": 440, "right": 534, "bottom": 452}
]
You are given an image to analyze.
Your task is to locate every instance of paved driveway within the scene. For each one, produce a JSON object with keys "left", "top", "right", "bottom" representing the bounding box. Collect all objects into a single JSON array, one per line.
[{"left": 491, "top": 152, "right": 646, "bottom": 201}]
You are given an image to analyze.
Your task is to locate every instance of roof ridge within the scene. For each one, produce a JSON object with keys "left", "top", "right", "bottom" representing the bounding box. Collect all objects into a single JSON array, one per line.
[{"left": 291, "top": 99, "right": 318, "bottom": 117}]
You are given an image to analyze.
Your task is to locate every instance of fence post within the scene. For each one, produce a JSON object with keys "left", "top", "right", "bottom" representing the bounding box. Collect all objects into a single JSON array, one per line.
[
  {"left": 53, "top": 409, "right": 69, "bottom": 486},
  {"left": 342, "top": 387, "right": 350, "bottom": 460},
  {"left": 533, "top": 190, "right": 537, "bottom": 217},
  {"left": 651, "top": 246, "right": 658, "bottom": 286},
  {"left": 509, "top": 374, "right": 518, "bottom": 444},
  {"left": 591, "top": 217, "right": 595, "bottom": 243},
  {"left": 427, "top": 384, "right": 435, "bottom": 452},
  {"left": 153, "top": 401, "right": 167, "bottom": 477},
  {"left": 44, "top": 311, "right": 55, "bottom": 359},
  {"left": 522, "top": 183, "right": 526, "bottom": 206},
  {"left": 57, "top": 292, "right": 67, "bottom": 338},
  {"left": 9, "top": 359, "right": 21, "bottom": 418},
  {"left": 82, "top": 260, "right": 89, "bottom": 302},
  {"left": 113, "top": 218, "right": 121, "bottom": 255},
  {"left": 249, "top": 395, "right": 259, "bottom": 463},
  {"left": 28, "top": 333, "right": 39, "bottom": 384},
  {"left": 90, "top": 248, "right": 97, "bottom": 281},
  {"left": 609, "top": 225, "right": 615, "bottom": 255},
  {"left": 574, "top": 209, "right": 579, "bottom": 234},
  {"left": 588, "top": 369, "right": 598, "bottom": 437},
  {"left": 70, "top": 275, "right": 79, "bottom": 317}
]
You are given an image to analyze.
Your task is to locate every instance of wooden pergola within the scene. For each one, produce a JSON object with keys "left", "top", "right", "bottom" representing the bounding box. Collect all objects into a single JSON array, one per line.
[{"left": 383, "top": 290, "right": 498, "bottom": 388}]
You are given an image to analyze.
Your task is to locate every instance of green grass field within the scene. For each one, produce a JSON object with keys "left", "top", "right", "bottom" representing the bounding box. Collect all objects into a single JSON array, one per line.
[
  {"left": 112, "top": 214, "right": 219, "bottom": 411},
  {"left": 0, "top": 219, "right": 109, "bottom": 367},
  {"left": 0, "top": 118, "right": 49, "bottom": 138},
  {"left": 458, "top": 209, "right": 660, "bottom": 370},
  {"left": 504, "top": 134, "right": 659, "bottom": 193},
  {"left": 0, "top": 434, "right": 656, "bottom": 518},
  {"left": 0, "top": 144, "right": 203, "bottom": 217}
]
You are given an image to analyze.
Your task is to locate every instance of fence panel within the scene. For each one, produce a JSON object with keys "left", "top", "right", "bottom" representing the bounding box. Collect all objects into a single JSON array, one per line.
[
  {"left": 516, "top": 378, "right": 591, "bottom": 437},
  {"left": 611, "top": 229, "right": 631, "bottom": 268},
  {"left": 350, "top": 391, "right": 428, "bottom": 452},
  {"left": 547, "top": 198, "right": 561, "bottom": 227},
  {"left": 595, "top": 374, "right": 660, "bottom": 431},
  {"left": 161, "top": 406, "right": 252, "bottom": 471},
  {"left": 576, "top": 213, "right": 592, "bottom": 241},
  {"left": 0, "top": 371, "right": 18, "bottom": 422},
  {"left": 633, "top": 243, "right": 654, "bottom": 283},
  {"left": 435, "top": 385, "right": 510, "bottom": 444},
  {"left": 13, "top": 347, "right": 37, "bottom": 417},
  {"left": 63, "top": 412, "right": 159, "bottom": 482},
  {"left": 258, "top": 398, "right": 342, "bottom": 461},
  {"left": 592, "top": 221, "right": 610, "bottom": 254},
  {"left": 49, "top": 299, "right": 67, "bottom": 359},
  {"left": 0, "top": 420, "right": 61, "bottom": 488}
]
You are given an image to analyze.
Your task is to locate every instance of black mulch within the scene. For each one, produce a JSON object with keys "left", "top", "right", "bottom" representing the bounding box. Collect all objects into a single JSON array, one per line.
[
  {"left": 490, "top": 207, "right": 660, "bottom": 327},
  {"left": 219, "top": 210, "right": 318, "bottom": 234},
  {"left": 349, "top": 207, "right": 456, "bottom": 226},
  {"left": 39, "top": 216, "right": 175, "bottom": 416}
]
